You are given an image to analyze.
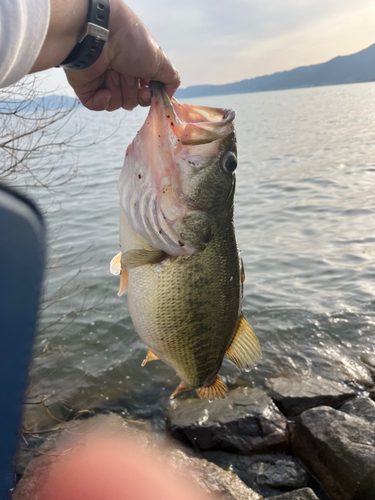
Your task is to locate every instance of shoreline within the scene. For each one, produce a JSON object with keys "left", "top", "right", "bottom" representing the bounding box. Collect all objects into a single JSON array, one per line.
[{"left": 15, "top": 356, "right": 375, "bottom": 500}]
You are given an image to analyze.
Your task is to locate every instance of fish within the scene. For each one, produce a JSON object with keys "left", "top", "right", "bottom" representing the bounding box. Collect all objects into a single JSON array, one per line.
[{"left": 110, "top": 81, "right": 261, "bottom": 400}]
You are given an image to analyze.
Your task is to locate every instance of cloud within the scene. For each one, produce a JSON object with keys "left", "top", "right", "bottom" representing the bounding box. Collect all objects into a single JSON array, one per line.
[
  {"left": 126, "top": 0, "right": 375, "bottom": 87},
  {"left": 33, "top": 0, "right": 375, "bottom": 94}
]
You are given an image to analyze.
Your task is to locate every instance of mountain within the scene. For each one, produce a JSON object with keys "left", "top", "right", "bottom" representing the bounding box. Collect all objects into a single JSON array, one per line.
[
  {"left": 176, "top": 43, "right": 375, "bottom": 98},
  {"left": 0, "top": 95, "right": 80, "bottom": 112}
]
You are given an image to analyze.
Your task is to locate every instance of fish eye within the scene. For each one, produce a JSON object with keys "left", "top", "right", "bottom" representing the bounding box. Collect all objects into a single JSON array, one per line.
[{"left": 222, "top": 152, "right": 237, "bottom": 173}]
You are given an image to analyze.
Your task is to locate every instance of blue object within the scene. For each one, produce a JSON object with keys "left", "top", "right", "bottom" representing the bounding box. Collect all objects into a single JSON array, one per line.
[{"left": 0, "top": 184, "right": 45, "bottom": 499}]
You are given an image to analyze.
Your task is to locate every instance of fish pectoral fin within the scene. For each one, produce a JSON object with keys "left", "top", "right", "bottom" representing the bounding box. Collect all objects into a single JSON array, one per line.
[
  {"left": 196, "top": 375, "right": 228, "bottom": 400},
  {"left": 111, "top": 252, "right": 128, "bottom": 296},
  {"left": 117, "top": 270, "right": 128, "bottom": 297},
  {"left": 110, "top": 252, "right": 122, "bottom": 275},
  {"left": 170, "top": 381, "right": 189, "bottom": 399},
  {"left": 141, "top": 349, "right": 159, "bottom": 367},
  {"left": 226, "top": 315, "right": 262, "bottom": 371},
  {"left": 121, "top": 249, "right": 166, "bottom": 270}
]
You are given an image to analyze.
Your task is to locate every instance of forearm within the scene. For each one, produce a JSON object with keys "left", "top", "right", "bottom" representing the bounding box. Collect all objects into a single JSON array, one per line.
[{"left": 31, "top": 0, "right": 89, "bottom": 72}]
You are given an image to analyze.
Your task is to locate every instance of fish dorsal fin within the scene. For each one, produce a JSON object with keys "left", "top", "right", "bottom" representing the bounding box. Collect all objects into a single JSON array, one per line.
[
  {"left": 110, "top": 252, "right": 122, "bottom": 275},
  {"left": 117, "top": 270, "right": 128, "bottom": 297},
  {"left": 121, "top": 249, "right": 166, "bottom": 270},
  {"left": 141, "top": 349, "right": 159, "bottom": 367},
  {"left": 196, "top": 375, "right": 228, "bottom": 400},
  {"left": 226, "top": 315, "right": 261, "bottom": 371}
]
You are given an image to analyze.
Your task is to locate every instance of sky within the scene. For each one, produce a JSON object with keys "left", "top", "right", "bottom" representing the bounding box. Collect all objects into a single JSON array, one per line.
[{"left": 39, "top": 0, "right": 375, "bottom": 96}]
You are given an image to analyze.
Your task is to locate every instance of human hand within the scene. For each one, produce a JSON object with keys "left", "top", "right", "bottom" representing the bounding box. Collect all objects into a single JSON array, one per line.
[{"left": 64, "top": 0, "right": 181, "bottom": 111}]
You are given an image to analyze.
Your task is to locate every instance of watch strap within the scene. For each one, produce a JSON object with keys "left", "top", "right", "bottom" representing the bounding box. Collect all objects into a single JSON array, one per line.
[{"left": 60, "top": 0, "right": 110, "bottom": 70}]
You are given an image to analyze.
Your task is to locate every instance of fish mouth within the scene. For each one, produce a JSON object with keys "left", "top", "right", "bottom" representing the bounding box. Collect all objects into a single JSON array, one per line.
[{"left": 149, "top": 81, "right": 235, "bottom": 146}]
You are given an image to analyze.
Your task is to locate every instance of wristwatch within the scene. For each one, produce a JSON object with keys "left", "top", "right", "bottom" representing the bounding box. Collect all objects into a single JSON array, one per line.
[{"left": 60, "top": 0, "right": 110, "bottom": 70}]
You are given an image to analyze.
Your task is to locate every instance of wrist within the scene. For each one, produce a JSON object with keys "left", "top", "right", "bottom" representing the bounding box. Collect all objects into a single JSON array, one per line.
[
  {"left": 31, "top": 0, "right": 89, "bottom": 72},
  {"left": 60, "top": 0, "right": 110, "bottom": 70}
]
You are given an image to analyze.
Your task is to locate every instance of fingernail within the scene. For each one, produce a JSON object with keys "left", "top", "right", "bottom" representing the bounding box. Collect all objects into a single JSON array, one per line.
[
  {"left": 104, "top": 95, "right": 111, "bottom": 108},
  {"left": 125, "top": 75, "right": 136, "bottom": 87}
]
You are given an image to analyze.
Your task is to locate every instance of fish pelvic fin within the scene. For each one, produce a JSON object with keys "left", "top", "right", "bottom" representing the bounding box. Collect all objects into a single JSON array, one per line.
[
  {"left": 196, "top": 375, "right": 228, "bottom": 400},
  {"left": 121, "top": 249, "right": 166, "bottom": 270},
  {"left": 110, "top": 252, "right": 122, "bottom": 275},
  {"left": 117, "top": 270, "right": 128, "bottom": 297},
  {"left": 226, "top": 315, "right": 262, "bottom": 371},
  {"left": 141, "top": 349, "right": 159, "bottom": 367},
  {"left": 170, "top": 381, "right": 189, "bottom": 399}
]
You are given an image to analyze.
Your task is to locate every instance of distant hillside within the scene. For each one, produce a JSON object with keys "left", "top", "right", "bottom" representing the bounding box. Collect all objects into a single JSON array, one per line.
[
  {"left": 176, "top": 43, "right": 375, "bottom": 98},
  {"left": 0, "top": 95, "right": 80, "bottom": 112}
]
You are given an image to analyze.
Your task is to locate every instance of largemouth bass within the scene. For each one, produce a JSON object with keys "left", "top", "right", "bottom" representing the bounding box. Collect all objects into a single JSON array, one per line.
[{"left": 111, "top": 82, "right": 261, "bottom": 400}]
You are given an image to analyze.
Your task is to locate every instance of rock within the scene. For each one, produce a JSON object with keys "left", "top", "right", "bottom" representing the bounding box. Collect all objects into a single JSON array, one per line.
[
  {"left": 248, "top": 458, "right": 309, "bottom": 490},
  {"left": 272, "top": 488, "right": 319, "bottom": 500},
  {"left": 340, "top": 397, "right": 375, "bottom": 424},
  {"left": 168, "top": 449, "right": 262, "bottom": 500},
  {"left": 292, "top": 406, "right": 375, "bottom": 500},
  {"left": 350, "top": 468, "right": 375, "bottom": 500},
  {"left": 200, "top": 452, "right": 315, "bottom": 498},
  {"left": 167, "top": 387, "right": 289, "bottom": 453},
  {"left": 360, "top": 353, "right": 375, "bottom": 373},
  {"left": 14, "top": 413, "right": 262, "bottom": 500},
  {"left": 265, "top": 374, "right": 356, "bottom": 416}
]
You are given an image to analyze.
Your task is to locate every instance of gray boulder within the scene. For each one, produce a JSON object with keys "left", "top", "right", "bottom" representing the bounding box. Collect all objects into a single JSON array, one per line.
[
  {"left": 340, "top": 396, "right": 375, "bottom": 424},
  {"left": 350, "top": 468, "right": 375, "bottom": 500},
  {"left": 265, "top": 374, "right": 356, "bottom": 416},
  {"left": 360, "top": 352, "right": 375, "bottom": 377},
  {"left": 201, "top": 452, "right": 310, "bottom": 497},
  {"left": 248, "top": 458, "right": 309, "bottom": 490},
  {"left": 272, "top": 488, "right": 319, "bottom": 500},
  {"left": 167, "top": 387, "right": 289, "bottom": 453},
  {"left": 292, "top": 406, "right": 375, "bottom": 500},
  {"left": 168, "top": 449, "right": 262, "bottom": 500}
]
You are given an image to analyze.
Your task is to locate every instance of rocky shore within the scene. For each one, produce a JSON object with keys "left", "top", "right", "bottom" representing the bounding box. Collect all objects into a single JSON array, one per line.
[{"left": 14, "top": 355, "right": 375, "bottom": 500}]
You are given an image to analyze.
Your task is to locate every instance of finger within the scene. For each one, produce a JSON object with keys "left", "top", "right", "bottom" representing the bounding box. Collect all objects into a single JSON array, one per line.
[
  {"left": 152, "top": 49, "right": 181, "bottom": 99},
  {"left": 120, "top": 75, "right": 140, "bottom": 111},
  {"left": 77, "top": 89, "right": 112, "bottom": 111},
  {"left": 138, "top": 86, "right": 151, "bottom": 107},
  {"left": 105, "top": 71, "right": 123, "bottom": 111}
]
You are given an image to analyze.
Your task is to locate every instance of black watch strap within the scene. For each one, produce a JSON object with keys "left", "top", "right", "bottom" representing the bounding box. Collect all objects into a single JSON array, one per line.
[{"left": 60, "top": 0, "right": 110, "bottom": 70}]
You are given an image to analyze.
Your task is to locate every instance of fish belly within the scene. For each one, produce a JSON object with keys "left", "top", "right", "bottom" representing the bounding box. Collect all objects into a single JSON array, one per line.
[{"left": 127, "top": 227, "right": 241, "bottom": 389}]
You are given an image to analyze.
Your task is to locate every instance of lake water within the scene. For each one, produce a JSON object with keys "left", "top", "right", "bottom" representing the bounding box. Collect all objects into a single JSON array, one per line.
[{"left": 25, "top": 82, "right": 375, "bottom": 430}]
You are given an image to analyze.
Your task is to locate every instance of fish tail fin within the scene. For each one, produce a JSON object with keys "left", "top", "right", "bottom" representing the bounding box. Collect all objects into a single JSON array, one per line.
[
  {"left": 226, "top": 314, "right": 261, "bottom": 371},
  {"left": 170, "top": 381, "right": 189, "bottom": 399},
  {"left": 141, "top": 349, "right": 159, "bottom": 367},
  {"left": 196, "top": 375, "right": 228, "bottom": 400}
]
